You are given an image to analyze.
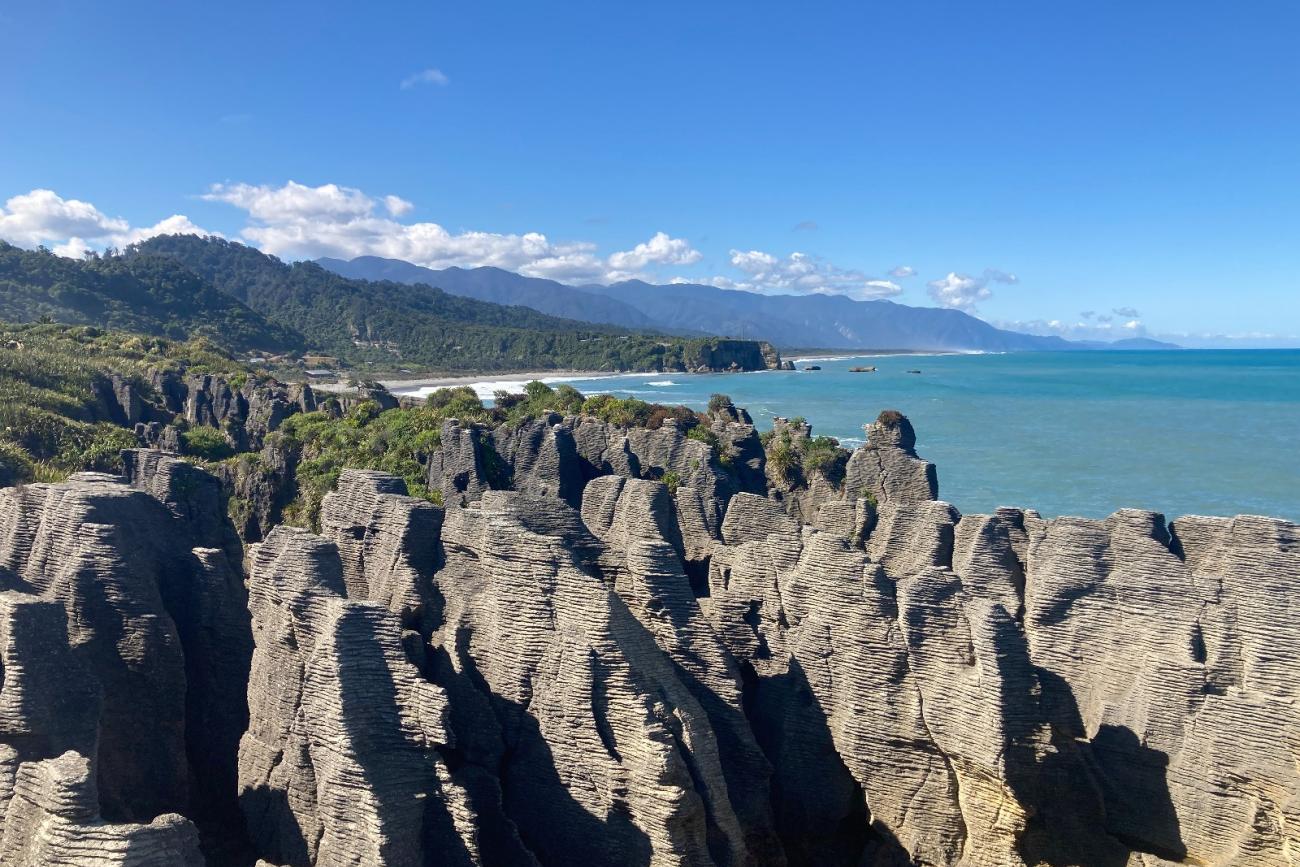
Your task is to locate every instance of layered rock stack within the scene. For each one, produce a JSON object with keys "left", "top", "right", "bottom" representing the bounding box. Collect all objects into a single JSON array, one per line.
[{"left": 0, "top": 410, "right": 1296, "bottom": 866}]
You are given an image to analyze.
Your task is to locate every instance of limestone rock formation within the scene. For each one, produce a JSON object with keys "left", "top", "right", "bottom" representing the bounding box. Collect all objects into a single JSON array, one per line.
[
  {"left": 238, "top": 524, "right": 474, "bottom": 867},
  {"left": 843, "top": 410, "right": 938, "bottom": 504},
  {"left": 0, "top": 462, "right": 256, "bottom": 862},
  {"left": 432, "top": 489, "right": 768, "bottom": 866},
  {"left": 0, "top": 407, "right": 1297, "bottom": 867},
  {"left": 0, "top": 752, "right": 202, "bottom": 866}
]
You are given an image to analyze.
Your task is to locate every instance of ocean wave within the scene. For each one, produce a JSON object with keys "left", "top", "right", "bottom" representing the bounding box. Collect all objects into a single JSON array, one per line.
[
  {"left": 647, "top": 380, "right": 676, "bottom": 387},
  {"left": 791, "top": 355, "right": 855, "bottom": 363}
]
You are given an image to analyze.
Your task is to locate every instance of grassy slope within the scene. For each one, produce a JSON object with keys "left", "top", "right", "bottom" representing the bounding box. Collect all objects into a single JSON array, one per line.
[
  {"left": 0, "top": 242, "right": 304, "bottom": 354},
  {"left": 0, "top": 321, "right": 252, "bottom": 484}
]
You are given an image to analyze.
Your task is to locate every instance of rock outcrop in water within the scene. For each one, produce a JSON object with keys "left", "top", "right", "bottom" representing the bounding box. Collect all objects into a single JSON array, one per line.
[{"left": 0, "top": 407, "right": 1296, "bottom": 866}]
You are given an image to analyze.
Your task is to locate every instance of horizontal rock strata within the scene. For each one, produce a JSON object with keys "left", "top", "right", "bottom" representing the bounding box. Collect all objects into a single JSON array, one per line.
[{"left": 0, "top": 410, "right": 1295, "bottom": 867}]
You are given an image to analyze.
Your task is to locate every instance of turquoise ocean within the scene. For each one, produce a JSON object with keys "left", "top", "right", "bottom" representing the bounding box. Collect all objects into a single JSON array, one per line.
[{"left": 419, "top": 351, "right": 1300, "bottom": 522}]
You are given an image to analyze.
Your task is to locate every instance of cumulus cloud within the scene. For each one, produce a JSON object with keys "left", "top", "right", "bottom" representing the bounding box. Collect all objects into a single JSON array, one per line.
[
  {"left": 383, "top": 195, "right": 414, "bottom": 217},
  {"left": 926, "top": 268, "right": 1018, "bottom": 312},
  {"left": 0, "top": 189, "right": 128, "bottom": 247},
  {"left": 995, "top": 315, "right": 1150, "bottom": 343},
  {"left": 1113, "top": 306, "right": 1140, "bottom": 318},
  {"left": 689, "top": 250, "right": 902, "bottom": 300},
  {"left": 202, "top": 180, "right": 698, "bottom": 284},
  {"left": 400, "top": 68, "right": 449, "bottom": 89},
  {"left": 203, "top": 181, "right": 375, "bottom": 223},
  {"left": 888, "top": 265, "right": 916, "bottom": 278},
  {"left": 0, "top": 189, "right": 213, "bottom": 256},
  {"left": 606, "top": 231, "right": 702, "bottom": 272}
]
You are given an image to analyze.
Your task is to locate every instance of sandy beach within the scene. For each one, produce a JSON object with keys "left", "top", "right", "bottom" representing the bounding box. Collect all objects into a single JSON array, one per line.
[{"left": 378, "top": 370, "right": 612, "bottom": 392}]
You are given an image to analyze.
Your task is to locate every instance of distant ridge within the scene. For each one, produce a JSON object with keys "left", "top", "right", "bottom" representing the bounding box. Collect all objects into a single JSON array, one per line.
[
  {"left": 318, "top": 255, "right": 1173, "bottom": 352},
  {"left": 316, "top": 256, "right": 664, "bottom": 330}
]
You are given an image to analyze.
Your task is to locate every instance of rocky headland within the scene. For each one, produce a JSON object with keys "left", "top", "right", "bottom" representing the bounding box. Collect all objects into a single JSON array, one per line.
[{"left": 0, "top": 387, "right": 1295, "bottom": 866}]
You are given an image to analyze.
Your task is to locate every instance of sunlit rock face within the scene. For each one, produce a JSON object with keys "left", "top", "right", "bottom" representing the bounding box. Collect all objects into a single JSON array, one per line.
[{"left": 0, "top": 412, "right": 1296, "bottom": 866}]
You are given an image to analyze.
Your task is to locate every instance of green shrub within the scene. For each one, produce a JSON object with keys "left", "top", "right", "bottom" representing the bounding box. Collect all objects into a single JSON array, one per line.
[
  {"left": 768, "top": 443, "right": 795, "bottom": 480},
  {"left": 181, "top": 426, "right": 234, "bottom": 461},
  {"left": 581, "top": 394, "right": 654, "bottom": 427},
  {"left": 661, "top": 470, "right": 681, "bottom": 495},
  {"left": 498, "top": 380, "right": 585, "bottom": 423},
  {"left": 685, "top": 425, "right": 719, "bottom": 449},
  {"left": 0, "top": 442, "right": 34, "bottom": 486},
  {"left": 277, "top": 401, "right": 458, "bottom": 529}
]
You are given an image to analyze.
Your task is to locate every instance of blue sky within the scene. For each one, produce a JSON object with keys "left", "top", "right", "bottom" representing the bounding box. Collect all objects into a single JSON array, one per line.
[{"left": 2, "top": 0, "right": 1297, "bottom": 345}]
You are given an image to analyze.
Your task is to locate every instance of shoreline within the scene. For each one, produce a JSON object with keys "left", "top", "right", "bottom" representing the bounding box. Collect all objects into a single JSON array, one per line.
[
  {"left": 323, "top": 350, "right": 968, "bottom": 395},
  {"left": 313, "top": 369, "right": 635, "bottom": 398},
  {"left": 380, "top": 369, "right": 617, "bottom": 392}
]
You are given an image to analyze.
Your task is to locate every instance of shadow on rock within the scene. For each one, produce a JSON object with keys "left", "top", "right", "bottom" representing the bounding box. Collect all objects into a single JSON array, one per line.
[
  {"left": 432, "top": 627, "right": 654, "bottom": 867},
  {"left": 740, "top": 657, "right": 911, "bottom": 867},
  {"left": 1013, "top": 667, "right": 1185, "bottom": 866}
]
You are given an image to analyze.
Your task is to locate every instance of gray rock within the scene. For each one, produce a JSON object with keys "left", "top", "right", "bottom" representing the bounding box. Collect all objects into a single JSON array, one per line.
[
  {"left": 0, "top": 751, "right": 202, "bottom": 865},
  {"left": 842, "top": 410, "right": 938, "bottom": 504}
]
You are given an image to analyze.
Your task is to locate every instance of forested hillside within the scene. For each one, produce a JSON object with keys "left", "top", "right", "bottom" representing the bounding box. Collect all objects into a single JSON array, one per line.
[
  {"left": 130, "top": 235, "right": 765, "bottom": 371},
  {"left": 0, "top": 237, "right": 779, "bottom": 373},
  {"left": 0, "top": 242, "right": 303, "bottom": 353}
]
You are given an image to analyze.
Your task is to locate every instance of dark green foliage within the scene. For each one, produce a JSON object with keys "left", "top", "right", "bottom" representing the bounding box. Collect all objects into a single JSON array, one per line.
[
  {"left": 128, "top": 235, "right": 768, "bottom": 373},
  {"left": 877, "top": 409, "right": 905, "bottom": 427},
  {"left": 580, "top": 394, "right": 656, "bottom": 427},
  {"left": 277, "top": 400, "right": 448, "bottom": 529},
  {"left": 0, "top": 321, "right": 249, "bottom": 482},
  {"left": 181, "top": 426, "right": 234, "bottom": 461},
  {"left": 768, "top": 442, "right": 796, "bottom": 481},
  {"left": 0, "top": 242, "right": 303, "bottom": 354},
  {"left": 707, "top": 394, "right": 733, "bottom": 415},
  {"left": 802, "top": 435, "right": 849, "bottom": 487},
  {"left": 764, "top": 424, "right": 850, "bottom": 489},
  {"left": 272, "top": 386, "right": 535, "bottom": 528},
  {"left": 496, "top": 380, "right": 585, "bottom": 424},
  {"left": 424, "top": 386, "right": 495, "bottom": 425}
]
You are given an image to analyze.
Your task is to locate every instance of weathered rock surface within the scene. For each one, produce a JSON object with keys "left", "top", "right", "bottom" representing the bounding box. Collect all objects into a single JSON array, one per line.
[
  {"left": 0, "top": 408, "right": 1297, "bottom": 867},
  {"left": 0, "top": 751, "right": 202, "bottom": 865},
  {"left": 0, "top": 463, "right": 254, "bottom": 861},
  {"left": 432, "top": 489, "right": 769, "bottom": 866},
  {"left": 843, "top": 410, "right": 938, "bottom": 505},
  {"left": 238, "top": 525, "right": 472, "bottom": 867}
]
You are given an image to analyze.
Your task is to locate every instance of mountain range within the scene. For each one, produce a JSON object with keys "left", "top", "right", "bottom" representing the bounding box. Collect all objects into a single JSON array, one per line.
[
  {"left": 0, "top": 237, "right": 781, "bottom": 373},
  {"left": 318, "top": 254, "right": 1179, "bottom": 352}
]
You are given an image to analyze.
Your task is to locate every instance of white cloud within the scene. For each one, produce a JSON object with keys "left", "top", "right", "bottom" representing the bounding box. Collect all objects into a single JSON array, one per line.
[
  {"left": 926, "top": 272, "right": 992, "bottom": 311},
  {"left": 0, "top": 182, "right": 997, "bottom": 310},
  {"left": 888, "top": 265, "right": 916, "bottom": 278},
  {"left": 995, "top": 316, "right": 1150, "bottom": 342},
  {"left": 0, "top": 189, "right": 213, "bottom": 256},
  {"left": 606, "top": 231, "right": 701, "bottom": 272},
  {"left": 400, "top": 68, "right": 449, "bottom": 89},
  {"left": 694, "top": 249, "right": 902, "bottom": 300},
  {"left": 202, "top": 180, "right": 698, "bottom": 284},
  {"left": 1113, "top": 306, "right": 1140, "bottom": 318},
  {"left": 383, "top": 195, "right": 414, "bottom": 217},
  {"left": 0, "top": 189, "right": 127, "bottom": 247},
  {"left": 203, "top": 181, "right": 375, "bottom": 223},
  {"left": 926, "top": 268, "right": 1018, "bottom": 311}
]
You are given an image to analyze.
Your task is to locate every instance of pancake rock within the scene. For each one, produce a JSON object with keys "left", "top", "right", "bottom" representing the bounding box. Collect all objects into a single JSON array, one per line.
[
  {"left": 0, "top": 407, "right": 1295, "bottom": 867},
  {"left": 0, "top": 752, "right": 202, "bottom": 866},
  {"left": 238, "top": 525, "right": 471, "bottom": 867},
  {"left": 0, "top": 462, "right": 253, "bottom": 859},
  {"left": 843, "top": 410, "right": 938, "bottom": 505}
]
